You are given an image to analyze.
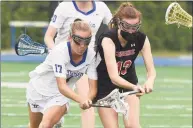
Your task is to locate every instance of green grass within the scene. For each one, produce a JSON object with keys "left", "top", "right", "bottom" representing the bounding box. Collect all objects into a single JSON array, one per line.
[
  {"left": 151, "top": 50, "right": 191, "bottom": 57},
  {"left": 2, "top": 49, "right": 192, "bottom": 57},
  {"left": 1, "top": 62, "right": 192, "bottom": 128}
]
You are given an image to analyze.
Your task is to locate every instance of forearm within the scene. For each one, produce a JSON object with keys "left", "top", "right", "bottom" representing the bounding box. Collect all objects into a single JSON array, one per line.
[
  {"left": 111, "top": 75, "right": 135, "bottom": 90},
  {"left": 147, "top": 69, "right": 156, "bottom": 81},
  {"left": 44, "top": 36, "right": 55, "bottom": 50},
  {"left": 59, "top": 85, "right": 81, "bottom": 103},
  {"left": 88, "top": 89, "right": 97, "bottom": 101}
]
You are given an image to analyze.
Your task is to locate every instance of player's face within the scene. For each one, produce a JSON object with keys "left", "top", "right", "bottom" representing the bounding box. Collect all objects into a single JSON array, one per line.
[
  {"left": 71, "top": 30, "right": 92, "bottom": 55},
  {"left": 119, "top": 18, "right": 141, "bottom": 33}
]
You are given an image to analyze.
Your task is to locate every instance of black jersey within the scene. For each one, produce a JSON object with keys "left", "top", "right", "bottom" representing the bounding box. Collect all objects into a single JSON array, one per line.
[{"left": 95, "top": 28, "right": 146, "bottom": 100}]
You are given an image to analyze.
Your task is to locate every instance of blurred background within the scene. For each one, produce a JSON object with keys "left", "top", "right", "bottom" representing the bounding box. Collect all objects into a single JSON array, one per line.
[{"left": 1, "top": 1, "right": 192, "bottom": 128}]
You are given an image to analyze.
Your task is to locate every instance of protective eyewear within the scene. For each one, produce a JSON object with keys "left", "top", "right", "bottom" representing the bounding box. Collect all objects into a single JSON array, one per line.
[
  {"left": 119, "top": 20, "right": 141, "bottom": 32},
  {"left": 72, "top": 34, "right": 92, "bottom": 46}
]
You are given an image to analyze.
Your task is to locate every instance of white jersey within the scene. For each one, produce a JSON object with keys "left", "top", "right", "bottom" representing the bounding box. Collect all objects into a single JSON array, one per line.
[
  {"left": 49, "top": 1, "right": 112, "bottom": 48},
  {"left": 29, "top": 42, "right": 98, "bottom": 96}
]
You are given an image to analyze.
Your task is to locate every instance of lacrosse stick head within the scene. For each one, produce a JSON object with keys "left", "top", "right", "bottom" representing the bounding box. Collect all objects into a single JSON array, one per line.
[
  {"left": 95, "top": 89, "right": 129, "bottom": 118},
  {"left": 15, "top": 34, "right": 47, "bottom": 56},
  {"left": 94, "top": 89, "right": 120, "bottom": 107},
  {"left": 165, "top": 2, "right": 192, "bottom": 28}
]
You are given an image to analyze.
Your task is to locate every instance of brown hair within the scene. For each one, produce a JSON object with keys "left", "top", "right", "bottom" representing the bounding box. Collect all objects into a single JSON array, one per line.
[
  {"left": 70, "top": 19, "right": 91, "bottom": 35},
  {"left": 109, "top": 2, "right": 142, "bottom": 29}
]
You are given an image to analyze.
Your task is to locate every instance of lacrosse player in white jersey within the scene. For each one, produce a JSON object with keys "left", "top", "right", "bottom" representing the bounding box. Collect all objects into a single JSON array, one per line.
[
  {"left": 27, "top": 20, "right": 98, "bottom": 128},
  {"left": 43, "top": 1, "right": 112, "bottom": 128}
]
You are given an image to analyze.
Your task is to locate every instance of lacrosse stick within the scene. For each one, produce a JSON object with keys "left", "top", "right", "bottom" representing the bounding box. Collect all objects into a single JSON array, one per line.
[
  {"left": 15, "top": 34, "right": 48, "bottom": 56},
  {"left": 165, "top": 2, "right": 192, "bottom": 28},
  {"left": 91, "top": 89, "right": 139, "bottom": 119}
]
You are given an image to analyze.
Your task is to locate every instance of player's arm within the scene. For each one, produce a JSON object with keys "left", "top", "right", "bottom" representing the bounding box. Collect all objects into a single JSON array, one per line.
[
  {"left": 56, "top": 74, "right": 91, "bottom": 109},
  {"left": 102, "top": 2, "right": 112, "bottom": 25},
  {"left": 51, "top": 48, "right": 84, "bottom": 103},
  {"left": 56, "top": 77, "right": 83, "bottom": 103},
  {"left": 95, "top": 3, "right": 112, "bottom": 44},
  {"left": 44, "top": 3, "right": 65, "bottom": 50},
  {"left": 140, "top": 36, "right": 156, "bottom": 93},
  {"left": 86, "top": 58, "right": 98, "bottom": 100},
  {"left": 44, "top": 26, "right": 57, "bottom": 50},
  {"left": 102, "top": 37, "right": 138, "bottom": 91},
  {"left": 88, "top": 79, "right": 97, "bottom": 101}
]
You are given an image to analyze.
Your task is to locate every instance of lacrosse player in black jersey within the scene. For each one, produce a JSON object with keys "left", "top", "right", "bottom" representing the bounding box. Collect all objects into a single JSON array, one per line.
[{"left": 95, "top": 2, "right": 156, "bottom": 128}]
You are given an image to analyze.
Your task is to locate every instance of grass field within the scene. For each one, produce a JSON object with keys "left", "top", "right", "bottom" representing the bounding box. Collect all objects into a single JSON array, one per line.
[{"left": 1, "top": 62, "right": 192, "bottom": 128}]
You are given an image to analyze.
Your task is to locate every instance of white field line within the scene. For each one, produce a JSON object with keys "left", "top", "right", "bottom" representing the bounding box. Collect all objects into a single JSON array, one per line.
[
  {"left": 1, "top": 103, "right": 192, "bottom": 111},
  {"left": 1, "top": 113, "right": 192, "bottom": 117},
  {"left": 144, "top": 105, "right": 192, "bottom": 111},
  {"left": 1, "top": 71, "right": 192, "bottom": 82},
  {"left": 1, "top": 77, "right": 192, "bottom": 89},
  {"left": 2, "top": 97, "right": 191, "bottom": 103},
  {"left": 145, "top": 97, "right": 192, "bottom": 101},
  {"left": 1, "top": 125, "right": 192, "bottom": 128},
  {"left": 1, "top": 125, "right": 104, "bottom": 128},
  {"left": 1, "top": 72, "right": 28, "bottom": 77},
  {"left": 147, "top": 125, "right": 192, "bottom": 128}
]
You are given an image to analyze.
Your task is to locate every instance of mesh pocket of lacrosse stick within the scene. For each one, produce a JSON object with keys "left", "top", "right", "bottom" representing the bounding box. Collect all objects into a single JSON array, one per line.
[
  {"left": 15, "top": 34, "right": 48, "bottom": 56},
  {"left": 165, "top": 2, "right": 192, "bottom": 28},
  {"left": 91, "top": 89, "right": 119, "bottom": 108},
  {"left": 91, "top": 89, "right": 139, "bottom": 119}
]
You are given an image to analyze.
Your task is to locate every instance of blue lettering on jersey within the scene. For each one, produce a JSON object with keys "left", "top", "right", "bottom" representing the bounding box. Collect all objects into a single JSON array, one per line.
[
  {"left": 52, "top": 15, "right": 57, "bottom": 23},
  {"left": 89, "top": 21, "right": 95, "bottom": 28},
  {"left": 67, "top": 70, "right": 83, "bottom": 78}
]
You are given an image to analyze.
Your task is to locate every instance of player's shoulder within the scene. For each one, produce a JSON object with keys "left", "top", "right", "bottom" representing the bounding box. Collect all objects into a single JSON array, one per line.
[
  {"left": 137, "top": 31, "right": 147, "bottom": 41},
  {"left": 48, "top": 42, "right": 70, "bottom": 62},
  {"left": 56, "top": 2, "right": 74, "bottom": 12},
  {"left": 101, "top": 28, "right": 117, "bottom": 40},
  {"left": 138, "top": 31, "right": 146, "bottom": 36},
  {"left": 53, "top": 41, "right": 69, "bottom": 53},
  {"left": 95, "top": 1, "right": 110, "bottom": 11},
  {"left": 87, "top": 47, "right": 96, "bottom": 55},
  {"left": 95, "top": 1, "right": 108, "bottom": 8},
  {"left": 58, "top": 1, "right": 73, "bottom": 7},
  {"left": 86, "top": 47, "right": 96, "bottom": 59}
]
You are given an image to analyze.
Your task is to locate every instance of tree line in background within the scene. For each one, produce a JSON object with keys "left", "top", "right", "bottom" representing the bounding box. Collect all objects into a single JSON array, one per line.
[{"left": 1, "top": 1, "right": 192, "bottom": 52}]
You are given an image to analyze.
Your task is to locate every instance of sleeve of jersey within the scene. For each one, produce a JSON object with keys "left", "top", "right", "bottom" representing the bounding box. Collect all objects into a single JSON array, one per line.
[
  {"left": 51, "top": 49, "right": 67, "bottom": 78},
  {"left": 102, "top": 3, "right": 112, "bottom": 25},
  {"left": 49, "top": 4, "right": 65, "bottom": 29},
  {"left": 86, "top": 58, "right": 98, "bottom": 80}
]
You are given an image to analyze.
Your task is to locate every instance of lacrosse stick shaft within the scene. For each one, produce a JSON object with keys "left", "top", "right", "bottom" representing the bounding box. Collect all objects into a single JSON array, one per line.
[
  {"left": 120, "top": 90, "right": 139, "bottom": 98},
  {"left": 90, "top": 104, "right": 111, "bottom": 108}
]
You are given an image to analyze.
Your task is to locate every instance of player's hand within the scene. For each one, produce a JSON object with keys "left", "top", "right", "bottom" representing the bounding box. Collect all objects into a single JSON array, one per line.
[
  {"left": 133, "top": 85, "right": 145, "bottom": 97},
  {"left": 79, "top": 98, "right": 92, "bottom": 110},
  {"left": 143, "top": 79, "right": 154, "bottom": 94}
]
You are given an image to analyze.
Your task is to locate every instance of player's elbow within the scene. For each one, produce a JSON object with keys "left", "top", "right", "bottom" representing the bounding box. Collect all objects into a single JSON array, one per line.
[
  {"left": 44, "top": 34, "right": 49, "bottom": 45},
  {"left": 58, "top": 85, "right": 63, "bottom": 94},
  {"left": 58, "top": 83, "right": 66, "bottom": 94},
  {"left": 109, "top": 74, "right": 120, "bottom": 86},
  {"left": 91, "top": 89, "right": 97, "bottom": 100}
]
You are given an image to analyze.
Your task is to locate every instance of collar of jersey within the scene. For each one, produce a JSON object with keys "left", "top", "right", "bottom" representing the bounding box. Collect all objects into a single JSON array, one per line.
[
  {"left": 72, "top": 1, "right": 96, "bottom": 15},
  {"left": 67, "top": 42, "right": 88, "bottom": 67}
]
